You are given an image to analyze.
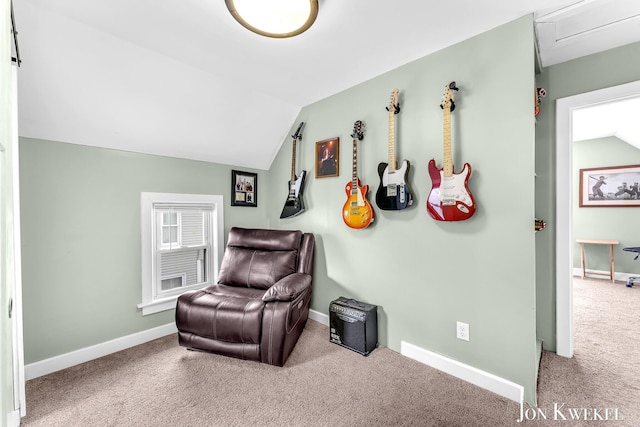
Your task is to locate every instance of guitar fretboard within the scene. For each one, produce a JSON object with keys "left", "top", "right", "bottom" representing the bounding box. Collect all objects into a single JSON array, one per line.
[
  {"left": 443, "top": 105, "right": 453, "bottom": 177},
  {"left": 289, "top": 137, "right": 297, "bottom": 194},
  {"left": 351, "top": 138, "right": 358, "bottom": 195},
  {"left": 288, "top": 122, "right": 303, "bottom": 197},
  {"left": 388, "top": 102, "right": 397, "bottom": 172}
]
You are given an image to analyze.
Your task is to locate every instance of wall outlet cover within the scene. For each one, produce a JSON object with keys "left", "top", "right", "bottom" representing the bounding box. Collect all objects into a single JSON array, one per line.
[{"left": 457, "top": 321, "right": 470, "bottom": 341}]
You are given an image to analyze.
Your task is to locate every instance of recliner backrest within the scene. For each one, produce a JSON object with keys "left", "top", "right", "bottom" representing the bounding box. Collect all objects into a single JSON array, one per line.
[{"left": 217, "top": 228, "right": 303, "bottom": 290}]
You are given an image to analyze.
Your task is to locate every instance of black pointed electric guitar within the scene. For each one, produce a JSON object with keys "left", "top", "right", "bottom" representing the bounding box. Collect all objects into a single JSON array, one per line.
[
  {"left": 376, "top": 88, "right": 413, "bottom": 210},
  {"left": 280, "top": 122, "right": 307, "bottom": 218}
]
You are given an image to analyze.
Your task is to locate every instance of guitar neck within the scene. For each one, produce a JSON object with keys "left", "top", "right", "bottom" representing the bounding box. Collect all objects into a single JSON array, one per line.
[
  {"left": 351, "top": 138, "right": 358, "bottom": 194},
  {"left": 443, "top": 106, "right": 453, "bottom": 177},
  {"left": 290, "top": 137, "right": 297, "bottom": 182},
  {"left": 388, "top": 106, "right": 396, "bottom": 171}
]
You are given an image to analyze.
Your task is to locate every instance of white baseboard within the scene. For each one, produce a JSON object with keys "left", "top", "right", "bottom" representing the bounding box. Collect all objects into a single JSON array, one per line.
[
  {"left": 400, "top": 341, "right": 524, "bottom": 404},
  {"left": 309, "top": 308, "right": 329, "bottom": 325},
  {"left": 7, "top": 409, "right": 20, "bottom": 427},
  {"left": 25, "top": 323, "right": 177, "bottom": 380},
  {"left": 573, "top": 267, "right": 638, "bottom": 282}
]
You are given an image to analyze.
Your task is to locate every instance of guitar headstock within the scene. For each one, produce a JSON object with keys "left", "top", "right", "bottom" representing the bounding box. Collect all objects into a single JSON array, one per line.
[
  {"left": 292, "top": 122, "right": 305, "bottom": 141},
  {"left": 386, "top": 88, "right": 400, "bottom": 114},
  {"left": 351, "top": 120, "right": 365, "bottom": 141},
  {"left": 440, "top": 81, "right": 459, "bottom": 112}
]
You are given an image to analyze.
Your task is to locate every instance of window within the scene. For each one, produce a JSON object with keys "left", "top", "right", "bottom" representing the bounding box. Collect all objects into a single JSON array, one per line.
[{"left": 138, "top": 192, "right": 224, "bottom": 315}]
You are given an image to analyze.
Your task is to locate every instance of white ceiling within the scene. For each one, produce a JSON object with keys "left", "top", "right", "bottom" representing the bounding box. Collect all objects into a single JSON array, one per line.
[
  {"left": 13, "top": 0, "right": 640, "bottom": 170},
  {"left": 573, "top": 96, "right": 640, "bottom": 147}
]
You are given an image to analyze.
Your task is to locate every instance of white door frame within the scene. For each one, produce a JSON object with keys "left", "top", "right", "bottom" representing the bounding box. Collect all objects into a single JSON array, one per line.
[
  {"left": 11, "top": 62, "right": 25, "bottom": 420},
  {"left": 556, "top": 79, "right": 640, "bottom": 358}
]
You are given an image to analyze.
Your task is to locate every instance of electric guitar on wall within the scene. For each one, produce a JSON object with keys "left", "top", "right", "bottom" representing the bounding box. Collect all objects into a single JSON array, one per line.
[
  {"left": 280, "top": 122, "right": 307, "bottom": 219},
  {"left": 427, "top": 82, "right": 476, "bottom": 221},
  {"left": 342, "top": 120, "right": 375, "bottom": 229},
  {"left": 375, "top": 88, "right": 413, "bottom": 210}
]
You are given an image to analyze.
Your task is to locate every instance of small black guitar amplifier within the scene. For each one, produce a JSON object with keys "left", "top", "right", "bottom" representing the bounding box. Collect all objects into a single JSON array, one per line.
[{"left": 329, "top": 297, "right": 378, "bottom": 356}]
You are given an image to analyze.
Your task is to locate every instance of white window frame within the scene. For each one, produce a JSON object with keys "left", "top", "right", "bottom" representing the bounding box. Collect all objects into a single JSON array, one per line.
[{"left": 138, "top": 192, "right": 224, "bottom": 316}]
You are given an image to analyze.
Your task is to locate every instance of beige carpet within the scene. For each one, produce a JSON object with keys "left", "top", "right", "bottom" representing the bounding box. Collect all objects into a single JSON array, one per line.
[
  {"left": 530, "top": 277, "right": 640, "bottom": 426},
  {"left": 21, "top": 278, "right": 639, "bottom": 426}
]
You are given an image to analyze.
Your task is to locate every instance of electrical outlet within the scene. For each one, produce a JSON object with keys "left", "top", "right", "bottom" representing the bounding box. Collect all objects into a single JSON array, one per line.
[{"left": 456, "top": 321, "right": 470, "bottom": 341}]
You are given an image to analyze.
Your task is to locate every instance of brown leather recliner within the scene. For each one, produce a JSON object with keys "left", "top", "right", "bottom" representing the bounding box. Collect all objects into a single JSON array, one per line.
[{"left": 175, "top": 227, "right": 314, "bottom": 366}]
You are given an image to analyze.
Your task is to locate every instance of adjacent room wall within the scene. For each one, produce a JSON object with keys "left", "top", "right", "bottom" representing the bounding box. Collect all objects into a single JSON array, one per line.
[
  {"left": 267, "top": 16, "right": 539, "bottom": 405},
  {"left": 19, "top": 138, "right": 268, "bottom": 364},
  {"left": 573, "top": 136, "right": 640, "bottom": 273},
  {"left": 534, "top": 41, "right": 640, "bottom": 351}
]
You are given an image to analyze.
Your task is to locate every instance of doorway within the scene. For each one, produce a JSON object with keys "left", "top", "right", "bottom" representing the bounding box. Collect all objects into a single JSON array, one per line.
[{"left": 555, "top": 79, "right": 640, "bottom": 357}]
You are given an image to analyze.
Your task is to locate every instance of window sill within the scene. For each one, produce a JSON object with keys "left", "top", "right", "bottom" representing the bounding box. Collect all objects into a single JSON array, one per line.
[{"left": 137, "top": 296, "right": 180, "bottom": 316}]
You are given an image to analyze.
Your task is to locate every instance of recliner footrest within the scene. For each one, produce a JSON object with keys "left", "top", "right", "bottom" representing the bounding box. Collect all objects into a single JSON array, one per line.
[{"left": 176, "top": 285, "right": 266, "bottom": 344}]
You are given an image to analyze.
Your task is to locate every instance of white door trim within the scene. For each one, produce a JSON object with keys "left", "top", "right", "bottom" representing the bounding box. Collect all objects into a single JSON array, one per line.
[
  {"left": 10, "top": 63, "right": 25, "bottom": 418},
  {"left": 556, "top": 79, "right": 640, "bottom": 358}
]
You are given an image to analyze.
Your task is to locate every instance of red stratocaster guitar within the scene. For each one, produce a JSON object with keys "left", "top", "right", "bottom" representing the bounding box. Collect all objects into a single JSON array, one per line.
[
  {"left": 427, "top": 82, "right": 476, "bottom": 221},
  {"left": 342, "top": 120, "right": 374, "bottom": 229}
]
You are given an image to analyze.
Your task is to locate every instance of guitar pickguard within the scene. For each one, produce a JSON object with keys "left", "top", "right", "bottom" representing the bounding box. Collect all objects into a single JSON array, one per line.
[
  {"left": 288, "top": 172, "right": 306, "bottom": 198},
  {"left": 435, "top": 170, "right": 473, "bottom": 206}
]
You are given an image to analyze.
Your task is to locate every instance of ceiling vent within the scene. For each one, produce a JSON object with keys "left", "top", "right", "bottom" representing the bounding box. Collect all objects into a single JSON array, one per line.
[{"left": 535, "top": 0, "right": 640, "bottom": 66}]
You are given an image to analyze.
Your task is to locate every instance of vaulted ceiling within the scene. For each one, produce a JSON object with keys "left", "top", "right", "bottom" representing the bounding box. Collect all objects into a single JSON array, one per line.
[
  {"left": 13, "top": 0, "right": 640, "bottom": 170},
  {"left": 573, "top": 96, "right": 640, "bottom": 148}
]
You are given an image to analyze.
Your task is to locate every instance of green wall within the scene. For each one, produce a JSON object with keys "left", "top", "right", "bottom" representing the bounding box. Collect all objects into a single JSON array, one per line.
[
  {"left": 19, "top": 138, "right": 268, "bottom": 364},
  {"left": 534, "top": 41, "right": 640, "bottom": 351},
  {"left": 267, "top": 16, "right": 539, "bottom": 405},
  {"left": 573, "top": 137, "right": 640, "bottom": 273}
]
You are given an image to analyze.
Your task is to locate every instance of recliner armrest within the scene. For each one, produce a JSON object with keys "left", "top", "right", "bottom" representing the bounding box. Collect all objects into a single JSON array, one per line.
[{"left": 262, "top": 273, "right": 311, "bottom": 302}]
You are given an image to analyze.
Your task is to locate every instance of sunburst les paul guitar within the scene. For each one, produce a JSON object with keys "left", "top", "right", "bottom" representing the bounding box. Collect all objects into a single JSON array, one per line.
[
  {"left": 280, "top": 122, "right": 306, "bottom": 218},
  {"left": 342, "top": 120, "right": 374, "bottom": 229},
  {"left": 376, "top": 88, "right": 413, "bottom": 210},
  {"left": 427, "top": 82, "right": 476, "bottom": 221}
]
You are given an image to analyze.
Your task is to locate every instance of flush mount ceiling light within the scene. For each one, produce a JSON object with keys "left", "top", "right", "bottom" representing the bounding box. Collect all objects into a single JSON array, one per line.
[{"left": 225, "top": 0, "right": 319, "bottom": 38}]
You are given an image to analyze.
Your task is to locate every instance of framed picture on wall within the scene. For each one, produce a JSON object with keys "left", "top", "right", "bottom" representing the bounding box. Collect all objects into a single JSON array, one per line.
[
  {"left": 315, "top": 137, "right": 339, "bottom": 178},
  {"left": 579, "top": 164, "right": 640, "bottom": 207},
  {"left": 231, "top": 170, "right": 258, "bottom": 207}
]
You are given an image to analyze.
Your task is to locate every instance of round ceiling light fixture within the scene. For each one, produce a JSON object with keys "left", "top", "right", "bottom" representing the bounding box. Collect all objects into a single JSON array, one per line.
[{"left": 225, "top": 0, "right": 319, "bottom": 38}]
